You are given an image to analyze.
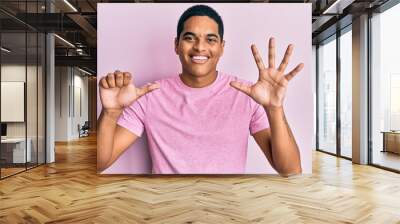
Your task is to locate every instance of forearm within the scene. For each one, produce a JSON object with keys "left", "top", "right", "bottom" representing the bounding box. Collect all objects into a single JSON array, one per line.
[
  {"left": 264, "top": 106, "right": 301, "bottom": 175},
  {"left": 97, "top": 109, "right": 122, "bottom": 172}
]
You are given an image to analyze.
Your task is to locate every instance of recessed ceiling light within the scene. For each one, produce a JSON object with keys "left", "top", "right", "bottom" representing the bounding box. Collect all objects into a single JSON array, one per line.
[
  {"left": 322, "top": 0, "right": 354, "bottom": 15},
  {"left": 63, "top": 0, "right": 78, "bottom": 12},
  {"left": 1, "top": 47, "right": 11, "bottom": 53},
  {"left": 78, "top": 67, "right": 93, "bottom": 76},
  {"left": 54, "top": 34, "right": 75, "bottom": 48}
]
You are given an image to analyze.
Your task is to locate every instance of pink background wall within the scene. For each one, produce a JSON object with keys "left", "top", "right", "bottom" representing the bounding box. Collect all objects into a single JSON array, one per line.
[{"left": 97, "top": 3, "right": 313, "bottom": 174}]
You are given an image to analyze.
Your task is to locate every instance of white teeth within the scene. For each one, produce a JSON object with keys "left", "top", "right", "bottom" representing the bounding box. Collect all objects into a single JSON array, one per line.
[{"left": 192, "top": 56, "right": 208, "bottom": 60}]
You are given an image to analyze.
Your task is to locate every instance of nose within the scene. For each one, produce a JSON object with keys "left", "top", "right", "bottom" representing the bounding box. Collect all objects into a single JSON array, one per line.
[{"left": 193, "top": 39, "right": 206, "bottom": 52}]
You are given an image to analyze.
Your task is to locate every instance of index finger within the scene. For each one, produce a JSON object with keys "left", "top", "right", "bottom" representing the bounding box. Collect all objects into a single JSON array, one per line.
[
  {"left": 285, "top": 63, "right": 304, "bottom": 81},
  {"left": 123, "top": 72, "right": 132, "bottom": 86}
]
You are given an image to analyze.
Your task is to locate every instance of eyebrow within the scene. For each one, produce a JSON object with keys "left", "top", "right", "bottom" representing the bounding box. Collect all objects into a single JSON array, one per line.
[
  {"left": 207, "top": 34, "right": 219, "bottom": 39},
  {"left": 182, "top": 32, "right": 220, "bottom": 39}
]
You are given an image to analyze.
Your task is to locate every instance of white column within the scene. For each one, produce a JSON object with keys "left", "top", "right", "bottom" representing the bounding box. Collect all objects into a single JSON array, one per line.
[
  {"left": 352, "top": 14, "right": 369, "bottom": 164},
  {"left": 46, "top": 1, "right": 55, "bottom": 163}
]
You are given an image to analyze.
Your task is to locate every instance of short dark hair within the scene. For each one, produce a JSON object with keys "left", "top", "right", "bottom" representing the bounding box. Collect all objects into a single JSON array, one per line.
[{"left": 177, "top": 5, "right": 224, "bottom": 41}]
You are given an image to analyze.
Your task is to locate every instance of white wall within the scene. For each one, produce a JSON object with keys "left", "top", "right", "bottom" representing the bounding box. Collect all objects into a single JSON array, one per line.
[
  {"left": 1, "top": 65, "right": 41, "bottom": 138},
  {"left": 1, "top": 65, "right": 25, "bottom": 131},
  {"left": 54, "top": 66, "right": 70, "bottom": 141},
  {"left": 54, "top": 67, "right": 89, "bottom": 141},
  {"left": 72, "top": 72, "right": 89, "bottom": 138}
]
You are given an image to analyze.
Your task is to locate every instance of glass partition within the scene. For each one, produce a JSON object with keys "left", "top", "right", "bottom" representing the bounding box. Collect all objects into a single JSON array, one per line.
[
  {"left": 1, "top": 31, "right": 28, "bottom": 177},
  {"left": 38, "top": 32, "right": 45, "bottom": 165},
  {"left": 0, "top": 0, "right": 46, "bottom": 179},
  {"left": 27, "top": 31, "right": 38, "bottom": 169}
]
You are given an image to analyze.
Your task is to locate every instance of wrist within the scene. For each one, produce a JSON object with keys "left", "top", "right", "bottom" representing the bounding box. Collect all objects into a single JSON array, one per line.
[
  {"left": 102, "top": 108, "right": 123, "bottom": 119},
  {"left": 264, "top": 106, "right": 284, "bottom": 120},
  {"left": 264, "top": 105, "right": 283, "bottom": 113}
]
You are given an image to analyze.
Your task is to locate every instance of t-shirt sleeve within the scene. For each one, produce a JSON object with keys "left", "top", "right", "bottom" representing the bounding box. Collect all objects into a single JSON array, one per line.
[
  {"left": 117, "top": 96, "right": 147, "bottom": 137},
  {"left": 249, "top": 100, "right": 269, "bottom": 135}
]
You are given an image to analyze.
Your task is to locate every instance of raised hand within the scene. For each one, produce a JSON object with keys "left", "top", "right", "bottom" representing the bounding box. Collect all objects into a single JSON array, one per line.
[
  {"left": 230, "top": 37, "right": 304, "bottom": 108},
  {"left": 99, "top": 70, "right": 160, "bottom": 110}
]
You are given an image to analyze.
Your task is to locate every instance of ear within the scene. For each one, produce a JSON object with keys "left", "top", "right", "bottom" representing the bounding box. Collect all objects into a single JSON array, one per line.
[
  {"left": 174, "top": 37, "right": 179, "bottom": 55},
  {"left": 220, "top": 40, "right": 225, "bottom": 56}
]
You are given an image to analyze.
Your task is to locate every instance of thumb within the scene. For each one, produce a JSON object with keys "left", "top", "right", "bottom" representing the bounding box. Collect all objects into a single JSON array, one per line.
[
  {"left": 136, "top": 83, "right": 160, "bottom": 97},
  {"left": 230, "top": 81, "right": 251, "bottom": 96}
]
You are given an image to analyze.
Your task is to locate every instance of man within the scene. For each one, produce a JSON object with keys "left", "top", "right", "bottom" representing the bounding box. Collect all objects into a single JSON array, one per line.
[{"left": 97, "top": 5, "right": 303, "bottom": 175}]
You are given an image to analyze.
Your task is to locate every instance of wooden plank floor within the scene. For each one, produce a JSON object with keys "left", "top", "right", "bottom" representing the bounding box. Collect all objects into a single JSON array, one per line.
[{"left": 1, "top": 135, "right": 400, "bottom": 224}]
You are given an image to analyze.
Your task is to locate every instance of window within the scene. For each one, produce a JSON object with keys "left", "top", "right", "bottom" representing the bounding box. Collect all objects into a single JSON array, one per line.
[
  {"left": 317, "top": 36, "right": 337, "bottom": 154},
  {"left": 339, "top": 28, "right": 352, "bottom": 158},
  {"left": 370, "top": 2, "right": 400, "bottom": 171}
]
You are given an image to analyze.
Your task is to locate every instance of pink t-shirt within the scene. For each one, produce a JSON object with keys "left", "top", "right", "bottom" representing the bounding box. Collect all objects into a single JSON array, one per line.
[{"left": 117, "top": 72, "right": 269, "bottom": 174}]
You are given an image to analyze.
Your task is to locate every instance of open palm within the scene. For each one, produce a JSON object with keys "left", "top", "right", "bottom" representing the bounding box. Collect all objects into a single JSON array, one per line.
[{"left": 230, "top": 38, "right": 304, "bottom": 108}]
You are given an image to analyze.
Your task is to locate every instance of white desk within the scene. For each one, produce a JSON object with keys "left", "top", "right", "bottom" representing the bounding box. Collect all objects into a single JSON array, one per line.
[{"left": 1, "top": 138, "right": 31, "bottom": 163}]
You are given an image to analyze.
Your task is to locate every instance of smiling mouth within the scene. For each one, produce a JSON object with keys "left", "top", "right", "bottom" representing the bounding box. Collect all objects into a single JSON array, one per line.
[{"left": 191, "top": 55, "right": 209, "bottom": 64}]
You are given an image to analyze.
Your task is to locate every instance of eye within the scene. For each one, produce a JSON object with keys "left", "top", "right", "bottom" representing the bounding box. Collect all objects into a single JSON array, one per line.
[
  {"left": 208, "top": 38, "right": 217, "bottom": 43},
  {"left": 184, "top": 36, "right": 194, "bottom": 41}
]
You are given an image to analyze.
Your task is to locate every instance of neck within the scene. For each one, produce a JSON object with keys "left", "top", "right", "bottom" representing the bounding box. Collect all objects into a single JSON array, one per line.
[{"left": 179, "top": 70, "right": 218, "bottom": 88}]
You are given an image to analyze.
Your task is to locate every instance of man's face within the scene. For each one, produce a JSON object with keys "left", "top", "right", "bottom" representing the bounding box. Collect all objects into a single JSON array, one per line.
[{"left": 175, "top": 16, "right": 225, "bottom": 78}]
